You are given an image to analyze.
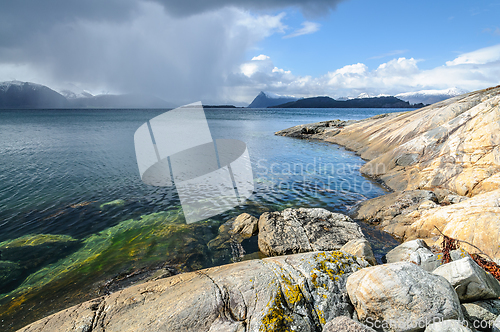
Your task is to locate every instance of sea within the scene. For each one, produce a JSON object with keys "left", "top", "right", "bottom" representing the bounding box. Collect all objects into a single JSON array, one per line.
[{"left": 0, "top": 107, "right": 407, "bottom": 330}]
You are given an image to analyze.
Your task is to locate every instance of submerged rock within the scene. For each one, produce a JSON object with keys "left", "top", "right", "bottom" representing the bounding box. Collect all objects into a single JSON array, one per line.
[
  {"left": 0, "top": 210, "right": 220, "bottom": 332},
  {"left": 346, "top": 262, "right": 463, "bottom": 332},
  {"left": 0, "top": 261, "right": 22, "bottom": 288},
  {"left": 99, "top": 199, "right": 126, "bottom": 209},
  {"left": 0, "top": 234, "right": 77, "bottom": 249},
  {"left": 17, "top": 251, "right": 365, "bottom": 332},
  {"left": 433, "top": 257, "right": 500, "bottom": 302},
  {"left": 258, "top": 208, "right": 366, "bottom": 257}
]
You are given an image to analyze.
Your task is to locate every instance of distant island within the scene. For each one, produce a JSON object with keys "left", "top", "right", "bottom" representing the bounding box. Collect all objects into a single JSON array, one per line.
[
  {"left": 247, "top": 89, "right": 468, "bottom": 108},
  {"left": 269, "top": 95, "right": 424, "bottom": 108},
  {"left": 202, "top": 105, "right": 243, "bottom": 108}
]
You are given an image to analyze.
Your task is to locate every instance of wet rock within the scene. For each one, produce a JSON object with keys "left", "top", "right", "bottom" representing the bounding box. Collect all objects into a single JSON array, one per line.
[
  {"left": 275, "top": 119, "right": 356, "bottom": 139},
  {"left": 17, "top": 250, "right": 365, "bottom": 332},
  {"left": 346, "top": 262, "right": 463, "bottom": 332},
  {"left": 462, "top": 299, "right": 500, "bottom": 331},
  {"left": 229, "top": 213, "right": 258, "bottom": 238},
  {"left": 323, "top": 315, "right": 376, "bottom": 332},
  {"left": 208, "top": 214, "right": 259, "bottom": 264},
  {"left": 433, "top": 257, "right": 500, "bottom": 302},
  {"left": 385, "top": 239, "right": 440, "bottom": 272},
  {"left": 258, "top": 208, "right": 366, "bottom": 257},
  {"left": 341, "top": 238, "right": 377, "bottom": 266},
  {"left": 425, "top": 320, "right": 473, "bottom": 332}
]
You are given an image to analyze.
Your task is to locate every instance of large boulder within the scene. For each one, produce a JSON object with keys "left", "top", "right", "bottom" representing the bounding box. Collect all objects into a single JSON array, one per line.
[
  {"left": 346, "top": 262, "right": 463, "bottom": 332},
  {"left": 432, "top": 257, "right": 500, "bottom": 302},
  {"left": 424, "top": 320, "right": 473, "bottom": 332},
  {"left": 17, "top": 250, "right": 365, "bottom": 332},
  {"left": 258, "top": 208, "right": 366, "bottom": 257},
  {"left": 323, "top": 316, "right": 376, "bottom": 332}
]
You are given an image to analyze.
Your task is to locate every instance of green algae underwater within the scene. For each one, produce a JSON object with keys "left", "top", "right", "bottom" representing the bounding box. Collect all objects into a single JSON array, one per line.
[{"left": 0, "top": 203, "right": 235, "bottom": 331}]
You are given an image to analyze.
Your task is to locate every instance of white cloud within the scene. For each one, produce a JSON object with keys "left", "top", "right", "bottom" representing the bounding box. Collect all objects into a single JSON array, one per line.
[
  {"left": 446, "top": 44, "right": 500, "bottom": 66},
  {"left": 228, "top": 44, "right": 500, "bottom": 104},
  {"left": 252, "top": 54, "right": 271, "bottom": 61},
  {"left": 283, "top": 21, "right": 320, "bottom": 39}
]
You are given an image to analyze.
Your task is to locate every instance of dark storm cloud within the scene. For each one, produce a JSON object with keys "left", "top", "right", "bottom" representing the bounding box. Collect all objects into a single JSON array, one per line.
[
  {"left": 151, "top": 0, "right": 346, "bottom": 17},
  {"left": 0, "top": 0, "right": 346, "bottom": 104}
]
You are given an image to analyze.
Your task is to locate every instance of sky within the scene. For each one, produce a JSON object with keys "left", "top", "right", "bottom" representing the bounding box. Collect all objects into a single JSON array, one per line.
[{"left": 1, "top": 0, "right": 499, "bottom": 105}]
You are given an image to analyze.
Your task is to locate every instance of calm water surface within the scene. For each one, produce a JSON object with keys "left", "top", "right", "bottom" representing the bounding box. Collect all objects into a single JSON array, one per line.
[{"left": 0, "top": 108, "right": 405, "bottom": 330}]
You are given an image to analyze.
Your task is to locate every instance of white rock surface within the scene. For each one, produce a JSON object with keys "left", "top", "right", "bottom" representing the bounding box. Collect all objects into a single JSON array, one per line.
[
  {"left": 433, "top": 257, "right": 500, "bottom": 302},
  {"left": 347, "top": 262, "right": 463, "bottom": 332}
]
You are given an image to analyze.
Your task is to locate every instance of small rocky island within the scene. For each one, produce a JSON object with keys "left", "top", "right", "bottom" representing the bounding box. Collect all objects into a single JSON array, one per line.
[{"left": 17, "top": 86, "right": 500, "bottom": 331}]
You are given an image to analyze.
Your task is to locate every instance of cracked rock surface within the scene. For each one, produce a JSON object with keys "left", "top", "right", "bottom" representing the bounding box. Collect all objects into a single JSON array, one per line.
[
  {"left": 18, "top": 250, "right": 365, "bottom": 332},
  {"left": 258, "top": 208, "right": 366, "bottom": 257}
]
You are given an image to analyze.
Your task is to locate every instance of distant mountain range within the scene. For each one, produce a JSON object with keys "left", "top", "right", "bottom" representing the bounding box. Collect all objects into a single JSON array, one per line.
[
  {"left": 0, "top": 81, "right": 68, "bottom": 109},
  {"left": 0, "top": 80, "right": 468, "bottom": 110},
  {"left": 247, "top": 88, "right": 468, "bottom": 108},
  {"left": 269, "top": 96, "right": 420, "bottom": 108},
  {"left": 395, "top": 87, "right": 468, "bottom": 105},
  {"left": 0, "top": 81, "right": 174, "bottom": 109},
  {"left": 247, "top": 91, "right": 298, "bottom": 108}
]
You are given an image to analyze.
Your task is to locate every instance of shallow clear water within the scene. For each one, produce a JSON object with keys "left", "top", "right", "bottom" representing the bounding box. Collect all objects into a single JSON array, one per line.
[{"left": 0, "top": 107, "right": 406, "bottom": 330}]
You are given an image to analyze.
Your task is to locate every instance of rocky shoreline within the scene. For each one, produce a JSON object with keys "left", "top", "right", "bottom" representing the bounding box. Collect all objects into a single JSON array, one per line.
[
  {"left": 277, "top": 85, "right": 500, "bottom": 263},
  {"left": 17, "top": 86, "right": 500, "bottom": 331}
]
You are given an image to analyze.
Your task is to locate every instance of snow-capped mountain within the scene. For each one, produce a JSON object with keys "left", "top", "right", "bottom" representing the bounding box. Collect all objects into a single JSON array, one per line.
[
  {"left": 396, "top": 87, "right": 468, "bottom": 105},
  {"left": 0, "top": 80, "right": 174, "bottom": 109},
  {"left": 59, "top": 89, "right": 94, "bottom": 99},
  {"left": 0, "top": 81, "right": 68, "bottom": 108},
  {"left": 248, "top": 91, "right": 298, "bottom": 108}
]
